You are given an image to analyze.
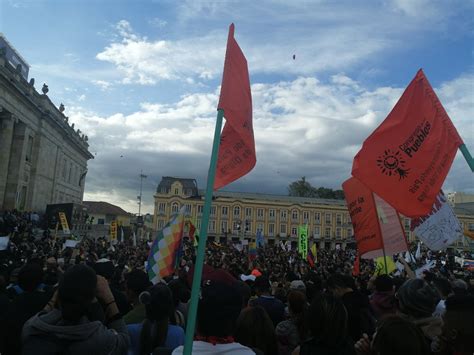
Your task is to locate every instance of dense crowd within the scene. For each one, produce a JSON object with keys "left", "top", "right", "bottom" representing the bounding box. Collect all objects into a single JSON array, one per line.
[{"left": 1, "top": 209, "right": 474, "bottom": 355}]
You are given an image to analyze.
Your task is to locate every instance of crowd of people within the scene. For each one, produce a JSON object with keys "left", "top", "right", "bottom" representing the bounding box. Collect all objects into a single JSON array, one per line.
[{"left": 1, "top": 209, "right": 474, "bottom": 355}]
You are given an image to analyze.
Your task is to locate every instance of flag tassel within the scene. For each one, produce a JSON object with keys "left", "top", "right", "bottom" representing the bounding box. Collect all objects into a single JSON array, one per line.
[
  {"left": 183, "top": 109, "right": 224, "bottom": 355},
  {"left": 459, "top": 144, "right": 474, "bottom": 172}
]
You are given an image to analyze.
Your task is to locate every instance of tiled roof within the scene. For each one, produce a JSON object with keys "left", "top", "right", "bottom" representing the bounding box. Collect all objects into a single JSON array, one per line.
[
  {"left": 156, "top": 176, "right": 198, "bottom": 194},
  {"left": 83, "top": 201, "right": 130, "bottom": 216}
]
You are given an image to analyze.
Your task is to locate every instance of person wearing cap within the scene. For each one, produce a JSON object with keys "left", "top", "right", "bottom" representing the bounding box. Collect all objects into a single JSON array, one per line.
[
  {"left": 396, "top": 278, "right": 442, "bottom": 351},
  {"left": 172, "top": 269, "right": 255, "bottom": 354},
  {"left": 249, "top": 275, "right": 285, "bottom": 327}
]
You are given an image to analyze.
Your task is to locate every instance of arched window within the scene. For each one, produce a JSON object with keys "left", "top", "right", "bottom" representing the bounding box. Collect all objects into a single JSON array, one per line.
[
  {"left": 233, "top": 206, "right": 240, "bottom": 217},
  {"left": 172, "top": 202, "right": 179, "bottom": 213}
]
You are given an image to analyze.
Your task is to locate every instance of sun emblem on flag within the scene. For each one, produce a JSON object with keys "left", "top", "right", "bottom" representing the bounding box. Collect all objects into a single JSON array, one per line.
[{"left": 376, "top": 149, "right": 410, "bottom": 180}]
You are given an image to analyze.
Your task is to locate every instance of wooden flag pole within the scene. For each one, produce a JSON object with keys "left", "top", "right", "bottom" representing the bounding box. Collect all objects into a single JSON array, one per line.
[
  {"left": 459, "top": 144, "right": 474, "bottom": 172},
  {"left": 183, "top": 109, "right": 224, "bottom": 355}
]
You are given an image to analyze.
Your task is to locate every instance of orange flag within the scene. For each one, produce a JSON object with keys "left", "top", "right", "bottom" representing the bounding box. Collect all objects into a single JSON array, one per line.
[
  {"left": 214, "top": 24, "right": 256, "bottom": 190},
  {"left": 352, "top": 69, "right": 463, "bottom": 218},
  {"left": 343, "top": 177, "right": 407, "bottom": 259}
]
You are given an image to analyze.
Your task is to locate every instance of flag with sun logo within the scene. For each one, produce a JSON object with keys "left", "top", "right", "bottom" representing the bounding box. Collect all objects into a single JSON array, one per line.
[{"left": 352, "top": 69, "right": 463, "bottom": 218}]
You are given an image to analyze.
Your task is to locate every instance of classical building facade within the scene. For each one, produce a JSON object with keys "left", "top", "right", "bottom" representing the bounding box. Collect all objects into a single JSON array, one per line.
[
  {"left": 0, "top": 34, "right": 93, "bottom": 212},
  {"left": 153, "top": 177, "right": 474, "bottom": 250}
]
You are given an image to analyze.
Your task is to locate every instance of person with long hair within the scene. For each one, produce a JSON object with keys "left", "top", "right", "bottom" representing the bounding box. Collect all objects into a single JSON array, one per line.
[
  {"left": 128, "top": 283, "right": 184, "bottom": 355},
  {"left": 235, "top": 306, "right": 278, "bottom": 355},
  {"left": 292, "top": 293, "right": 355, "bottom": 355},
  {"left": 276, "top": 290, "right": 308, "bottom": 355}
]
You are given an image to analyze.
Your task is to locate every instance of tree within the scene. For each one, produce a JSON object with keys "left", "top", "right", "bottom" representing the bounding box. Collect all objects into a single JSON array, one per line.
[
  {"left": 287, "top": 177, "right": 345, "bottom": 200},
  {"left": 288, "top": 177, "right": 318, "bottom": 197}
]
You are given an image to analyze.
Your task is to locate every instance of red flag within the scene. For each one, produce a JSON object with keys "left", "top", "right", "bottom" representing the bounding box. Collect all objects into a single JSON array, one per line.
[
  {"left": 352, "top": 255, "right": 360, "bottom": 277},
  {"left": 352, "top": 69, "right": 463, "bottom": 218},
  {"left": 342, "top": 177, "right": 407, "bottom": 259},
  {"left": 214, "top": 24, "right": 256, "bottom": 190}
]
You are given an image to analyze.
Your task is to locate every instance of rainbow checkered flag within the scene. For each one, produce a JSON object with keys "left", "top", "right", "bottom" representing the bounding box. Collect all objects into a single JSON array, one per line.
[{"left": 146, "top": 207, "right": 186, "bottom": 284}]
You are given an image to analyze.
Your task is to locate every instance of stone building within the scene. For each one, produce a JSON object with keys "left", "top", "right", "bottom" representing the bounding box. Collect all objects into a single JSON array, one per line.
[
  {"left": 153, "top": 176, "right": 474, "bottom": 251},
  {"left": 0, "top": 34, "right": 93, "bottom": 212}
]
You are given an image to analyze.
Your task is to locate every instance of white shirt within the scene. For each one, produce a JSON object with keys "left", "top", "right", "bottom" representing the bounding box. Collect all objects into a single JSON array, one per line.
[{"left": 172, "top": 341, "right": 255, "bottom": 355}]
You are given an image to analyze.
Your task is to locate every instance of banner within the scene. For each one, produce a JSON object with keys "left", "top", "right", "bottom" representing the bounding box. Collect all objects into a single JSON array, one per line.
[
  {"left": 64, "top": 239, "right": 79, "bottom": 249},
  {"left": 411, "top": 192, "right": 462, "bottom": 251},
  {"left": 110, "top": 220, "right": 118, "bottom": 241},
  {"left": 0, "top": 236, "right": 9, "bottom": 251},
  {"left": 298, "top": 225, "right": 308, "bottom": 259},
  {"left": 214, "top": 23, "right": 256, "bottom": 190},
  {"left": 343, "top": 177, "right": 407, "bottom": 259},
  {"left": 58, "top": 212, "right": 70, "bottom": 234},
  {"left": 256, "top": 230, "right": 264, "bottom": 248},
  {"left": 374, "top": 256, "right": 397, "bottom": 275},
  {"left": 352, "top": 69, "right": 463, "bottom": 218}
]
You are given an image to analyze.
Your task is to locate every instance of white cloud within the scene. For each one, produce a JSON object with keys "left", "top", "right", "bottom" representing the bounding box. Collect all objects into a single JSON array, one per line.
[
  {"left": 92, "top": 79, "right": 112, "bottom": 91},
  {"left": 77, "top": 94, "right": 86, "bottom": 101},
  {"left": 148, "top": 17, "right": 167, "bottom": 28},
  {"left": 74, "top": 72, "right": 474, "bottom": 213}
]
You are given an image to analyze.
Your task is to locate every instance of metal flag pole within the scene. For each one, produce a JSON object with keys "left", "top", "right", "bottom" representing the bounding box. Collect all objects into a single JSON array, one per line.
[
  {"left": 183, "top": 109, "right": 224, "bottom": 355},
  {"left": 459, "top": 144, "right": 474, "bottom": 172}
]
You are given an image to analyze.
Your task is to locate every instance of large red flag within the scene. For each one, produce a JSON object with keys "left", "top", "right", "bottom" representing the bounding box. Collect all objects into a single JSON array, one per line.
[
  {"left": 352, "top": 69, "right": 463, "bottom": 217},
  {"left": 343, "top": 177, "right": 407, "bottom": 259},
  {"left": 214, "top": 24, "right": 256, "bottom": 190}
]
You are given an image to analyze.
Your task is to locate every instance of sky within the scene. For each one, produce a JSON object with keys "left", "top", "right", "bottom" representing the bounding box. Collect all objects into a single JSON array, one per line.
[{"left": 1, "top": 0, "right": 473, "bottom": 214}]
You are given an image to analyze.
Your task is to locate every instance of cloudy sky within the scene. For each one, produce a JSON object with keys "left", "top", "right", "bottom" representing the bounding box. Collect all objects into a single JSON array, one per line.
[{"left": 2, "top": 0, "right": 473, "bottom": 214}]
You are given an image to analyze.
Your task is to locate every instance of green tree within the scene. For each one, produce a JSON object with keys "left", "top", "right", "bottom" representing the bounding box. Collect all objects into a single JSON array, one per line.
[{"left": 288, "top": 177, "right": 318, "bottom": 197}]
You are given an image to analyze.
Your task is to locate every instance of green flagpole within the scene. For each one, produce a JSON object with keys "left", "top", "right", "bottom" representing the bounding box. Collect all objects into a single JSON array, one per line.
[
  {"left": 459, "top": 144, "right": 474, "bottom": 172},
  {"left": 183, "top": 109, "right": 224, "bottom": 355}
]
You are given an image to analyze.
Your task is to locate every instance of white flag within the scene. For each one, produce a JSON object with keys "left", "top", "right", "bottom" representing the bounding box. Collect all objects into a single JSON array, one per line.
[
  {"left": 0, "top": 236, "right": 10, "bottom": 250},
  {"left": 133, "top": 231, "right": 137, "bottom": 247},
  {"left": 411, "top": 192, "right": 462, "bottom": 251},
  {"left": 120, "top": 227, "right": 124, "bottom": 243},
  {"left": 415, "top": 242, "right": 421, "bottom": 260},
  {"left": 404, "top": 250, "right": 415, "bottom": 263}
]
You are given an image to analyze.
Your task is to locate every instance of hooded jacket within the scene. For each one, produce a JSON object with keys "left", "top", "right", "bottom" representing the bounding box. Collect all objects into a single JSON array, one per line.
[{"left": 22, "top": 309, "right": 129, "bottom": 355}]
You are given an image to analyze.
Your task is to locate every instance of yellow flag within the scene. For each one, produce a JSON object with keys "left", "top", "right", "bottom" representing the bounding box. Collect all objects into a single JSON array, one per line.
[{"left": 374, "top": 256, "right": 396, "bottom": 275}]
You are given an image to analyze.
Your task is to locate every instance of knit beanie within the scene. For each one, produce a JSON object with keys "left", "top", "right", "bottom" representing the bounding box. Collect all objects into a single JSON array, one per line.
[{"left": 397, "top": 279, "right": 440, "bottom": 318}]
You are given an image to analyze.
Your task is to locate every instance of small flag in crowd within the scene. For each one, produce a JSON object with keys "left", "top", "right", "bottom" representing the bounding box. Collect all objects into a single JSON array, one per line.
[
  {"left": 298, "top": 225, "right": 308, "bottom": 259},
  {"left": 307, "top": 243, "right": 317, "bottom": 268},
  {"left": 146, "top": 207, "right": 185, "bottom": 284},
  {"left": 352, "top": 69, "right": 463, "bottom": 218},
  {"left": 0, "top": 236, "right": 10, "bottom": 251},
  {"left": 248, "top": 241, "right": 257, "bottom": 262},
  {"left": 188, "top": 220, "right": 199, "bottom": 248},
  {"left": 214, "top": 23, "right": 256, "bottom": 190},
  {"left": 374, "top": 256, "right": 397, "bottom": 275},
  {"left": 415, "top": 242, "right": 422, "bottom": 260}
]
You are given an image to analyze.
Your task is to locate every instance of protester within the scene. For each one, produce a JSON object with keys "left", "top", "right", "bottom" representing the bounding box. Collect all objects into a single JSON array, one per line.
[
  {"left": 440, "top": 295, "right": 474, "bottom": 355},
  {"left": 250, "top": 275, "right": 285, "bottom": 327},
  {"left": 432, "top": 277, "right": 452, "bottom": 317},
  {"left": 276, "top": 290, "right": 308, "bottom": 355},
  {"left": 354, "top": 315, "right": 430, "bottom": 355},
  {"left": 369, "top": 274, "right": 397, "bottom": 319},
  {"left": 292, "top": 293, "right": 355, "bottom": 355},
  {"left": 124, "top": 270, "right": 151, "bottom": 325},
  {"left": 235, "top": 306, "right": 277, "bottom": 355},
  {"left": 128, "top": 283, "right": 184, "bottom": 355},
  {"left": 22, "top": 264, "right": 130, "bottom": 354}
]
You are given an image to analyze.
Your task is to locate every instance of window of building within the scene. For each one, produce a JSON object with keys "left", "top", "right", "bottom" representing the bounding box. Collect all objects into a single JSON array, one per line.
[
  {"left": 314, "top": 226, "right": 321, "bottom": 237},
  {"left": 257, "top": 208, "right": 264, "bottom": 219},
  {"left": 257, "top": 223, "right": 264, "bottom": 232},
  {"left": 197, "top": 205, "right": 204, "bottom": 214},
  {"left": 233, "top": 221, "right": 240, "bottom": 231},
  {"left": 158, "top": 203, "right": 166, "bottom": 213},
  {"left": 172, "top": 202, "right": 179, "bottom": 213},
  {"left": 292, "top": 210, "right": 298, "bottom": 221},
  {"left": 174, "top": 188, "right": 179, "bottom": 195},
  {"left": 234, "top": 206, "right": 241, "bottom": 217},
  {"left": 404, "top": 218, "right": 411, "bottom": 230},
  {"left": 347, "top": 228, "right": 353, "bottom": 237},
  {"left": 62, "top": 158, "right": 67, "bottom": 180},
  {"left": 336, "top": 228, "right": 342, "bottom": 238},
  {"left": 269, "top": 223, "right": 275, "bottom": 236},
  {"left": 280, "top": 224, "right": 287, "bottom": 235},
  {"left": 315, "top": 212, "right": 321, "bottom": 224},
  {"left": 245, "top": 207, "right": 252, "bottom": 218},
  {"left": 221, "top": 221, "right": 228, "bottom": 233},
  {"left": 160, "top": 187, "right": 167, "bottom": 193},
  {"left": 197, "top": 219, "right": 202, "bottom": 230},
  {"left": 245, "top": 220, "right": 251, "bottom": 232},
  {"left": 210, "top": 206, "right": 216, "bottom": 216},
  {"left": 25, "top": 136, "right": 33, "bottom": 162},
  {"left": 325, "top": 227, "right": 331, "bottom": 237},
  {"left": 185, "top": 204, "right": 192, "bottom": 214},
  {"left": 222, "top": 206, "right": 228, "bottom": 216},
  {"left": 291, "top": 227, "right": 297, "bottom": 236},
  {"left": 325, "top": 213, "right": 332, "bottom": 225},
  {"left": 303, "top": 211, "right": 309, "bottom": 222},
  {"left": 336, "top": 214, "right": 342, "bottom": 226},
  {"left": 98, "top": 218, "right": 105, "bottom": 225},
  {"left": 469, "top": 223, "right": 474, "bottom": 231},
  {"left": 269, "top": 209, "right": 275, "bottom": 219},
  {"left": 281, "top": 210, "right": 287, "bottom": 220},
  {"left": 208, "top": 220, "right": 216, "bottom": 232},
  {"left": 157, "top": 220, "right": 164, "bottom": 229}
]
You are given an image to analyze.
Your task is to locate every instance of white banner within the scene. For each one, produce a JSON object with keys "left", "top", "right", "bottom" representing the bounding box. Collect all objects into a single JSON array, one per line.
[
  {"left": 411, "top": 192, "right": 462, "bottom": 251},
  {"left": 64, "top": 239, "right": 79, "bottom": 249},
  {"left": 0, "top": 236, "right": 10, "bottom": 250}
]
